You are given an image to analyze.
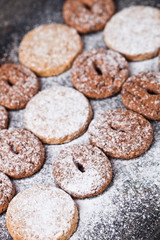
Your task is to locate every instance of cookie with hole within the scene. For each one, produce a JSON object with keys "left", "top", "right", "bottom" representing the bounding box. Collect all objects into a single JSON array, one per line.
[
  {"left": 121, "top": 71, "right": 160, "bottom": 120},
  {"left": 0, "top": 171, "right": 15, "bottom": 214},
  {"left": 71, "top": 48, "right": 129, "bottom": 99},
  {"left": 0, "top": 105, "right": 8, "bottom": 130},
  {"left": 88, "top": 109, "right": 153, "bottom": 159},
  {"left": 63, "top": 0, "right": 115, "bottom": 34},
  {"left": 53, "top": 144, "right": 112, "bottom": 198},
  {"left": 0, "top": 64, "right": 39, "bottom": 109},
  {"left": 0, "top": 128, "right": 45, "bottom": 178}
]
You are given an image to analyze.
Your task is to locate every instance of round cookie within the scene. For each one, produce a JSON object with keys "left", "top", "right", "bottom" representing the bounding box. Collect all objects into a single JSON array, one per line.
[
  {"left": 24, "top": 86, "right": 92, "bottom": 144},
  {"left": 104, "top": 6, "right": 160, "bottom": 61},
  {"left": 63, "top": 0, "right": 115, "bottom": 34},
  {"left": 71, "top": 48, "right": 129, "bottom": 98},
  {"left": 0, "top": 106, "right": 8, "bottom": 130},
  {"left": 19, "top": 24, "right": 83, "bottom": 77},
  {"left": 0, "top": 64, "right": 39, "bottom": 109},
  {"left": 0, "top": 128, "right": 45, "bottom": 178},
  {"left": 0, "top": 171, "right": 15, "bottom": 214},
  {"left": 121, "top": 71, "right": 160, "bottom": 120},
  {"left": 88, "top": 109, "right": 153, "bottom": 159},
  {"left": 53, "top": 144, "right": 112, "bottom": 198},
  {"left": 6, "top": 185, "right": 78, "bottom": 240}
]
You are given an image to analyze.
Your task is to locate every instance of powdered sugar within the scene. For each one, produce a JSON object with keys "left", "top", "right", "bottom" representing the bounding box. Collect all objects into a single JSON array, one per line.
[
  {"left": 6, "top": 185, "right": 78, "bottom": 239},
  {"left": 24, "top": 86, "right": 92, "bottom": 144},
  {"left": 104, "top": 6, "right": 160, "bottom": 60},
  {"left": 0, "top": 3, "right": 160, "bottom": 240}
]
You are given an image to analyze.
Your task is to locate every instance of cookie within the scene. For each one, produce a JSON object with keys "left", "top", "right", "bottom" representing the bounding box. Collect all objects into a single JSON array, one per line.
[
  {"left": 88, "top": 109, "right": 153, "bottom": 159},
  {"left": 0, "top": 128, "right": 45, "bottom": 178},
  {"left": 104, "top": 6, "right": 160, "bottom": 61},
  {"left": 0, "top": 171, "right": 15, "bottom": 214},
  {"left": 6, "top": 185, "right": 78, "bottom": 240},
  {"left": 121, "top": 71, "right": 160, "bottom": 120},
  {"left": 71, "top": 48, "right": 129, "bottom": 98},
  {"left": 0, "top": 64, "right": 39, "bottom": 110},
  {"left": 63, "top": 0, "right": 115, "bottom": 34},
  {"left": 0, "top": 106, "right": 8, "bottom": 130},
  {"left": 53, "top": 144, "right": 112, "bottom": 198},
  {"left": 24, "top": 86, "right": 92, "bottom": 144},
  {"left": 19, "top": 24, "right": 83, "bottom": 77}
]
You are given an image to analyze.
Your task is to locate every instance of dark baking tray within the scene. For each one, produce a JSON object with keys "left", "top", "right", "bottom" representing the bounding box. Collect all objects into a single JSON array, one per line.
[{"left": 0, "top": 1, "right": 160, "bottom": 239}]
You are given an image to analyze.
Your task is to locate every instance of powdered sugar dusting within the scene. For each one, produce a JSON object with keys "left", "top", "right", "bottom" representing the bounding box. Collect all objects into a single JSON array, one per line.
[
  {"left": 0, "top": 2, "right": 160, "bottom": 239},
  {"left": 104, "top": 6, "right": 160, "bottom": 60},
  {"left": 6, "top": 185, "right": 78, "bottom": 239},
  {"left": 53, "top": 144, "right": 112, "bottom": 198},
  {"left": 24, "top": 86, "right": 92, "bottom": 144}
]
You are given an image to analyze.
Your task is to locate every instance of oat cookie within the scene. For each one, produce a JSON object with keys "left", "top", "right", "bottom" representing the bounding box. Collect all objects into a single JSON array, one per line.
[
  {"left": 71, "top": 48, "right": 129, "bottom": 98},
  {"left": 121, "top": 71, "right": 160, "bottom": 120},
  {"left": 24, "top": 86, "right": 92, "bottom": 144},
  {"left": 0, "top": 128, "right": 45, "bottom": 178},
  {"left": 88, "top": 109, "right": 153, "bottom": 159},
  {"left": 0, "top": 106, "right": 8, "bottom": 130},
  {"left": 19, "top": 24, "right": 83, "bottom": 76},
  {"left": 63, "top": 0, "right": 115, "bottom": 34},
  {"left": 104, "top": 6, "right": 160, "bottom": 61},
  {"left": 6, "top": 185, "right": 78, "bottom": 240},
  {"left": 0, "top": 64, "right": 39, "bottom": 109},
  {"left": 53, "top": 144, "right": 112, "bottom": 198},
  {"left": 0, "top": 171, "right": 15, "bottom": 214}
]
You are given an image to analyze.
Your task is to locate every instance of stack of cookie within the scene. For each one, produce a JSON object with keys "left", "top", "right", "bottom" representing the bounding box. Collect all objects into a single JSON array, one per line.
[{"left": 0, "top": 0, "right": 160, "bottom": 239}]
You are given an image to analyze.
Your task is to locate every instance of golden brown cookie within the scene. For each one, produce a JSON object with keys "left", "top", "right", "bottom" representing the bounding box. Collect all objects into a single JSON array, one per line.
[
  {"left": 0, "top": 106, "right": 8, "bottom": 130},
  {"left": 19, "top": 24, "right": 83, "bottom": 77},
  {"left": 6, "top": 185, "right": 78, "bottom": 240},
  {"left": 88, "top": 109, "right": 153, "bottom": 159},
  {"left": 121, "top": 71, "right": 160, "bottom": 120},
  {"left": 104, "top": 6, "right": 160, "bottom": 61},
  {"left": 0, "top": 171, "right": 15, "bottom": 214},
  {"left": 0, "top": 128, "right": 45, "bottom": 178},
  {"left": 71, "top": 48, "right": 129, "bottom": 98},
  {"left": 0, "top": 64, "right": 39, "bottom": 110},
  {"left": 53, "top": 144, "right": 112, "bottom": 198},
  {"left": 24, "top": 86, "right": 92, "bottom": 144},
  {"left": 63, "top": 0, "right": 115, "bottom": 34}
]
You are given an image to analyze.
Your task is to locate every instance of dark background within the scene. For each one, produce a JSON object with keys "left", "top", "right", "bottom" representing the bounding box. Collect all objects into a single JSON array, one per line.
[{"left": 0, "top": 0, "right": 160, "bottom": 62}]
